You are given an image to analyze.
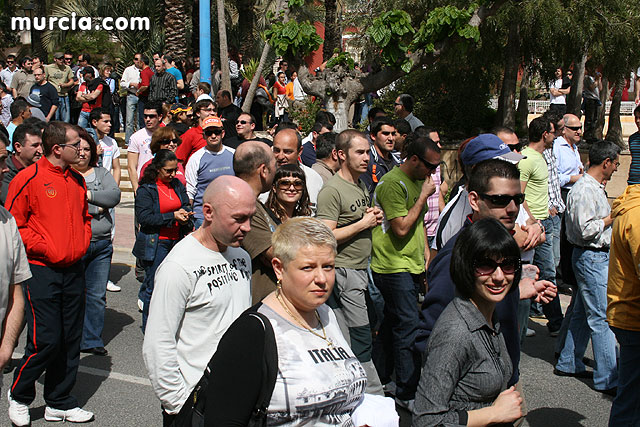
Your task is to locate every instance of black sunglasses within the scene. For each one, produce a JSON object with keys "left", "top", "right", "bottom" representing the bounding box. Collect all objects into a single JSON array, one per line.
[
  {"left": 566, "top": 125, "right": 582, "bottom": 131},
  {"left": 474, "top": 257, "right": 521, "bottom": 276},
  {"left": 478, "top": 192, "right": 525, "bottom": 207},
  {"left": 143, "top": 114, "right": 158, "bottom": 119},
  {"left": 204, "top": 128, "right": 223, "bottom": 136},
  {"left": 159, "top": 138, "right": 180, "bottom": 146},
  {"left": 417, "top": 156, "right": 439, "bottom": 171},
  {"left": 236, "top": 120, "right": 251, "bottom": 125}
]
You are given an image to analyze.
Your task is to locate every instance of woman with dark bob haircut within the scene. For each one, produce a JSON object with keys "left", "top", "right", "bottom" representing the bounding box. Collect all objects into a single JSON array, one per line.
[{"left": 414, "top": 218, "right": 524, "bottom": 426}]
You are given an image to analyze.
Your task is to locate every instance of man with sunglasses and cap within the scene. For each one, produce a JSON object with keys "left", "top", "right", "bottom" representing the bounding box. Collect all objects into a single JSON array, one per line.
[
  {"left": 185, "top": 115, "right": 235, "bottom": 229},
  {"left": 370, "top": 136, "right": 440, "bottom": 410},
  {"left": 175, "top": 99, "right": 215, "bottom": 166},
  {"left": 415, "top": 158, "right": 557, "bottom": 421}
]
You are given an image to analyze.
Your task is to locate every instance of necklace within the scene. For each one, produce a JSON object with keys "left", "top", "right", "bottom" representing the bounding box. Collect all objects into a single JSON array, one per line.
[
  {"left": 157, "top": 183, "right": 174, "bottom": 200},
  {"left": 276, "top": 287, "right": 333, "bottom": 347}
]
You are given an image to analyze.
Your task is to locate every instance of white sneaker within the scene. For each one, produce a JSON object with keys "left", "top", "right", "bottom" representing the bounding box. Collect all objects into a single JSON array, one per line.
[
  {"left": 44, "top": 406, "right": 94, "bottom": 423},
  {"left": 526, "top": 328, "right": 536, "bottom": 337},
  {"left": 7, "top": 391, "right": 30, "bottom": 426},
  {"left": 395, "top": 397, "right": 415, "bottom": 412},
  {"left": 106, "top": 281, "right": 121, "bottom": 292},
  {"left": 137, "top": 299, "right": 144, "bottom": 312}
]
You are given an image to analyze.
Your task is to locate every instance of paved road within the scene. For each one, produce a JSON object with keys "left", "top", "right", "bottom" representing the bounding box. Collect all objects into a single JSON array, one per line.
[{"left": 0, "top": 201, "right": 615, "bottom": 425}]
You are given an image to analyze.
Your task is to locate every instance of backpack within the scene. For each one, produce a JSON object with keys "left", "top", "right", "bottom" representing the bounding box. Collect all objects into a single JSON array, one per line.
[{"left": 171, "top": 308, "right": 278, "bottom": 427}]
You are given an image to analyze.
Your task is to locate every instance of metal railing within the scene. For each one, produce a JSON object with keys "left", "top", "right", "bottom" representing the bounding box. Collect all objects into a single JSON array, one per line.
[{"left": 489, "top": 99, "right": 638, "bottom": 115}]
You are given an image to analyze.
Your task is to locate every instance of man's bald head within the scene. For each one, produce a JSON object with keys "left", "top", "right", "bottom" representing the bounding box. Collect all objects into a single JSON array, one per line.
[
  {"left": 562, "top": 114, "right": 582, "bottom": 145},
  {"left": 233, "top": 141, "right": 274, "bottom": 178},
  {"left": 273, "top": 129, "right": 302, "bottom": 166},
  {"left": 202, "top": 175, "right": 254, "bottom": 207}
]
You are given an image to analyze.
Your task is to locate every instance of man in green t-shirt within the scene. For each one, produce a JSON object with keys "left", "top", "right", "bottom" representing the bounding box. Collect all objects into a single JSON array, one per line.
[
  {"left": 44, "top": 52, "right": 74, "bottom": 123},
  {"left": 371, "top": 135, "right": 440, "bottom": 407},
  {"left": 317, "top": 129, "right": 384, "bottom": 395}
]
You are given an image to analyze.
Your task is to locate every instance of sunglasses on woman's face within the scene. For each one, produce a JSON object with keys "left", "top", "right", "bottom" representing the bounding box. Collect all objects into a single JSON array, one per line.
[
  {"left": 277, "top": 179, "right": 304, "bottom": 190},
  {"left": 204, "top": 128, "right": 223, "bottom": 137},
  {"left": 159, "top": 138, "right": 180, "bottom": 146},
  {"left": 162, "top": 167, "right": 178, "bottom": 174},
  {"left": 474, "top": 257, "right": 520, "bottom": 276}
]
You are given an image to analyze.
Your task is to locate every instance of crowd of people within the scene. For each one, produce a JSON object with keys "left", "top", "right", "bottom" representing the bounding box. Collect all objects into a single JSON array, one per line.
[{"left": 0, "top": 48, "right": 639, "bottom": 427}]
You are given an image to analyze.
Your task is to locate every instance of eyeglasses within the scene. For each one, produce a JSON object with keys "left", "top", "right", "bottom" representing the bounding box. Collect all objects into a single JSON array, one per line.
[
  {"left": 236, "top": 120, "right": 251, "bottom": 125},
  {"left": 59, "top": 140, "right": 81, "bottom": 151},
  {"left": 277, "top": 179, "right": 304, "bottom": 190},
  {"left": 159, "top": 138, "right": 180, "bottom": 146},
  {"left": 161, "top": 167, "right": 178, "bottom": 174},
  {"left": 566, "top": 125, "right": 582, "bottom": 132},
  {"left": 478, "top": 192, "right": 525, "bottom": 207},
  {"left": 417, "top": 155, "right": 439, "bottom": 171},
  {"left": 200, "top": 107, "right": 215, "bottom": 112},
  {"left": 380, "top": 131, "right": 397, "bottom": 136},
  {"left": 143, "top": 114, "right": 158, "bottom": 119},
  {"left": 204, "top": 128, "right": 223, "bottom": 136},
  {"left": 474, "top": 257, "right": 521, "bottom": 276}
]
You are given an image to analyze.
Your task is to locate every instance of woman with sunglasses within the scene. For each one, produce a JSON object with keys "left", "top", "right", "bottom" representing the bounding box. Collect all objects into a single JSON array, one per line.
[
  {"left": 134, "top": 149, "right": 193, "bottom": 332},
  {"left": 139, "top": 127, "right": 186, "bottom": 185},
  {"left": 72, "top": 127, "right": 121, "bottom": 356},
  {"left": 265, "top": 164, "right": 312, "bottom": 222},
  {"left": 414, "top": 218, "right": 523, "bottom": 426}
]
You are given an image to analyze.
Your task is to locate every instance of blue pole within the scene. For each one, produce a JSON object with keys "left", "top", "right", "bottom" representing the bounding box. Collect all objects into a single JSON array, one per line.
[{"left": 199, "top": 0, "right": 211, "bottom": 84}]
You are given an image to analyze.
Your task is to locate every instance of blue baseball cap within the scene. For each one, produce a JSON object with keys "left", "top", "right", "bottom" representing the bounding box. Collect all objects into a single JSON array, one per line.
[{"left": 461, "top": 133, "right": 525, "bottom": 166}]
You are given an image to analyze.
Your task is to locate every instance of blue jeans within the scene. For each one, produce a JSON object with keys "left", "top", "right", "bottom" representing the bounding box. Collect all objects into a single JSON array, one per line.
[
  {"left": 141, "top": 239, "right": 177, "bottom": 332},
  {"left": 372, "top": 271, "right": 421, "bottom": 400},
  {"left": 77, "top": 111, "right": 90, "bottom": 130},
  {"left": 56, "top": 96, "right": 70, "bottom": 122},
  {"left": 556, "top": 248, "right": 618, "bottom": 390},
  {"left": 534, "top": 216, "right": 563, "bottom": 332},
  {"left": 608, "top": 327, "right": 640, "bottom": 426},
  {"left": 125, "top": 94, "right": 139, "bottom": 143},
  {"left": 547, "top": 213, "right": 561, "bottom": 269},
  {"left": 81, "top": 239, "right": 113, "bottom": 349}
]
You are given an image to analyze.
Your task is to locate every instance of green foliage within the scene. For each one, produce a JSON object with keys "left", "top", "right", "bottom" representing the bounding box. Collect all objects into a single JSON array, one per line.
[
  {"left": 325, "top": 50, "right": 355, "bottom": 69},
  {"left": 0, "top": 0, "right": 19, "bottom": 49},
  {"left": 264, "top": 20, "right": 323, "bottom": 57},
  {"left": 367, "top": 10, "right": 414, "bottom": 72},
  {"left": 289, "top": 96, "right": 323, "bottom": 134},
  {"left": 288, "top": 0, "right": 305, "bottom": 7},
  {"left": 413, "top": 4, "right": 480, "bottom": 53},
  {"left": 60, "top": 32, "right": 121, "bottom": 62}
]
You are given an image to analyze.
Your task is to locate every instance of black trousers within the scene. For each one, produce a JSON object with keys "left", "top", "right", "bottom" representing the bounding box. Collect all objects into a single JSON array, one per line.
[{"left": 11, "top": 262, "right": 85, "bottom": 409}]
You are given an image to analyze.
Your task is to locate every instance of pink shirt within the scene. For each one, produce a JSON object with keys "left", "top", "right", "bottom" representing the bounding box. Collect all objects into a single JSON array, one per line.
[{"left": 423, "top": 165, "right": 442, "bottom": 237}]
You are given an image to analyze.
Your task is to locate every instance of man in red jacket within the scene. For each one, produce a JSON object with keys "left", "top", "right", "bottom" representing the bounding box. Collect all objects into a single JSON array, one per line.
[
  {"left": 4, "top": 122, "right": 94, "bottom": 426},
  {"left": 174, "top": 98, "right": 215, "bottom": 165}
]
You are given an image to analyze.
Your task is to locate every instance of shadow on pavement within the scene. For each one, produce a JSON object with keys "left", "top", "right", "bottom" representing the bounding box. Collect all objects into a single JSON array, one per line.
[
  {"left": 110, "top": 263, "right": 132, "bottom": 284},
  {"left": 102, "top": 308, "right": 135, "bottom": 347},
  {"left": 521, "top": 321, "right": 558, "bottom": 366},
  {"left": 526, "top": 407, "right": 587, "bottom": 426}
]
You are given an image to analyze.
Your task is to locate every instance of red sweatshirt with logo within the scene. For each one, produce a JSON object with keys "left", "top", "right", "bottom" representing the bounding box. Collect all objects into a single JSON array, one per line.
[{"left": 5, "top": 156, "right": 92, "bottom": 268}]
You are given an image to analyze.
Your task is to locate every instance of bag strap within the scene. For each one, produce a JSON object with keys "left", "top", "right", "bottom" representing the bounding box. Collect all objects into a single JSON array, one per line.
[{"left": 248, "top": 311, "right": 278, "bottom": 423}]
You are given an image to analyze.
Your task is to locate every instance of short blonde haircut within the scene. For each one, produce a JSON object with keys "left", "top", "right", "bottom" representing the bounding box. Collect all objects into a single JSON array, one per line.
[{"left": 272, "top": 217, "right": 337, "bottom": 266}]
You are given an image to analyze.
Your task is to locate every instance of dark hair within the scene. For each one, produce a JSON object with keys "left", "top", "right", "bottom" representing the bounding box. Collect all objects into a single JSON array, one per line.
[
  {"left": 335, "top": 129, "right": 364, "bottom": 154},
  {"left": 218, "top": 90, "right": 231, "bottom": 100},
  {"left": 370, "top": 117, "right": 395, "bottom": 137},
  {"left": 467, "top": 159, "right": 520, "bottom": 194},
  {"left": 89, "top": 108, "right": 110, "bottom": 127},
  {"left": 197, "top": 82, "right": 211, "bottom": 94},
  {"left": 194, "top": 99, "right": 214, "bottom": 116},
  {"left": 13, "top": 123, "right": 41, "bottom": 147},
  {"left": 528, "top": 116, "right": 551, "bottom": 142},
  {"left": 10, "top": 99, "right": 29, "bottom": 120},
  {"left": 274, "top": 121, "right": 299, "bottom": 133},
  {"left": 542, "top": 110, "right": 563, "bottom": 126},
  {"left": 164, "top": 54, "right": 174, "bottom": 64},
  {"left": 397, "top": 94, "right": 415, "bottom": 112},
  {"left": 0, "top": 130, "right": 8, "bottom": 148},
  {"left": 634, "top": 105, "right": 640, "bottom": 116},
  {"left": 141, "top": 55, "right": 150, "bottom": 66},
  {"left": 23, "top": 117, "right": 47, "bottom": 132},
  {"left": 20, "top": 57, "right": 32, "bottom": 68},
  {"left": 233, "top": 142, "right": 273, "bottom": 177},
  {"left": 238, "top": 112, "right": 256, "bottom": 123},
  {"left": 451, "top": 218, "right": 521, "bottom": 298},
  {"left": 140, "top": 150, "right": 178, "bottom": 185},
  {"left": 394, "top": 119, "right": 411, "bottom": 136},
  {"left": 76, "top": 126, "right": 99, "bottom": 167},
  {"left": 413, "top": 126, "right": 437, "bottom": 139},
  {"left": 42, "top": 121, "right": 74, "bottom": 156},
  {"left": 144, "top": 101, "right": 164, "bottom": 117},
  {"left": 81, "top": 53, "right": 91, "bottom": 64},
  {"left": 367, "top": 107, "right": 386, "bottom": 122},
  {"left": 404, "top": 135, "right": 440, "bottom": 160},
  {"left": 0, "top": 82, "right": 7, "bottom": 94},
  {"left": 316, "top": 132, "right": 337, "bottom": 159},
  {"left": 150, "top": 127, "right": 181, "bottom": 154},
  {"left": 588, "top": 140, "right": 621, "bottom": 166},
  {"left": 492, "top": 125, "right": 516, "bottom": 137},
  {"left": 316, "top": 110, "right": 336, "bottom": 126},
  {"left": 266, "top": 164, "right": 311, "bottom": 221},
  {"left": 82, "top": 67, "right": 95, "bottom": 77},
  {"left": 312, "top": 121, "right": 332, "bottom": 133}
]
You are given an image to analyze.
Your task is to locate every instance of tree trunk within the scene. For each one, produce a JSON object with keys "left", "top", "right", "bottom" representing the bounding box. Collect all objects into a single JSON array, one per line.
[
  {"left": 242, "top": 0, "right": 288, "bottom": 113},
  {"left": 606, "top": 77, "right": 625, "bottom": 148},
  {"left": 323, "top": 0, "right": 341, "bottom": 61},
  {"left": 237, "top": 0, "right": 257, "bottom": 57},
  {"left": 594, "top": 76, "right": 608, "bottom": 140},
  {"left": 516, "top": 67, "right": 530, "bottom": 135},
  {"left": 217, "top": 0, "right": 231, "bottom": 92},
  {"left": 164, "top": 0, "right": 188, "bottom": 60},
  {"left": 31, "top": 1, "right": 47, "bottom": 59},
  {"left": 191, "top": 0, "right": 200, "bottom": 56},
  {"left": 566, "top": 49, "right": 587, "bottom": 116},
  {"left": 495, "top": 20, "right": 519, "bottom": 130}
]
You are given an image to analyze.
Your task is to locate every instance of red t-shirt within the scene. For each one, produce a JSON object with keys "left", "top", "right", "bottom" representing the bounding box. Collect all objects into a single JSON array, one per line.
[
  {"left": 175, "top": 125, "right": 205, "bottom": 164},
  {"left": 139, "top": 67, "right": 154, "bottom": 97},
  {"left": 156, "top": 180, "right": 181, "bottom": 240},
  {"left": 79, "top": 82, "right": 104, "bottom": 112},
  {"left": 274, "top": 81, "right": 286, "bottom": 95}
]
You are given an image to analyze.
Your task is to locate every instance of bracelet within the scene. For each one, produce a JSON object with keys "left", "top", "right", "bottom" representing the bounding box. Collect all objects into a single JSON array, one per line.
[{"left": 537, "top": 220, "right": 546, "bottom": 234}]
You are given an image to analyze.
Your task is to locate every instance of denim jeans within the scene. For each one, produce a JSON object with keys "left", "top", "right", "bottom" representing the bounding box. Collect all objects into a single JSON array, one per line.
[
  {"left": 547, "top": 213, "right": 561, "bottom": 270},
  {"left": 608, "top": 327, "right": 640, "bottom": 426},
  {"left": 534, "top": 216, "right": 563, "bottom": 332},
  {"left": 56, "top": 96, "right": 70, "bottom": 122},
  {"left": 77, "top": 111, "right": 91, "bottom": 129},
  {"left": 556, "top": 248, "right": 618, "bottom": 390},
  {"left": 372, "top": 271, "right": 422, "bottom": 400},
  {"left": 125, "top": 94, "right": 139, "bottom": 143},
  {"left": 81, "top": 239, "right": 113, "bottom": 349},
  {"left": 141, "top": 239, "right": 177, "bottom": 332}
]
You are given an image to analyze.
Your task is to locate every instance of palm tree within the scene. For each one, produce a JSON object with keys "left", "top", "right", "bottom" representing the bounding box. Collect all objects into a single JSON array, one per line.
[
  {"left": 164, "top": 0, "right": 190, "bottom": 61},
  {"left": 217, "top": 0, "right": 231, "bottom": 92}
]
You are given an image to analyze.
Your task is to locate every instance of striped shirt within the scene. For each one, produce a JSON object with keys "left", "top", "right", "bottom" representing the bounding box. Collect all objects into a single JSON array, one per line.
[
  {"left": 628, "top": 131, "right": 640, "bottom": 184},
  {"left": 185, "top": 146, "right": 235, "bottom": 221},
  {"left": 149, "top": 71, "right": 177, "bottom": 104},
  {"left": 543, "top": 148, "right": 565, "bottom": 213}
]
